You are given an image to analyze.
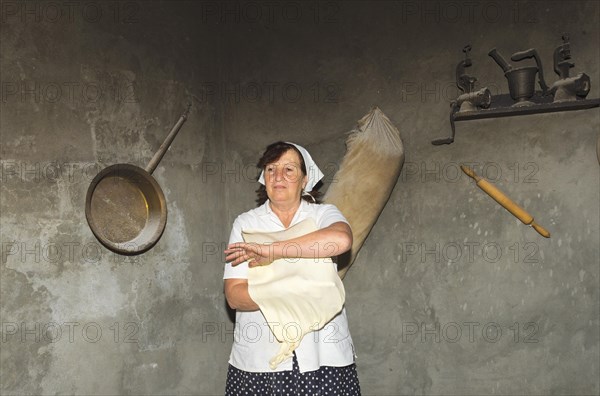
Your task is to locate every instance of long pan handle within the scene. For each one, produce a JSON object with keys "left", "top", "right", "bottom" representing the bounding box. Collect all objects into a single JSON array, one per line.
[{"left": 145, "top": 103, "right": 191, "bottom": 174}]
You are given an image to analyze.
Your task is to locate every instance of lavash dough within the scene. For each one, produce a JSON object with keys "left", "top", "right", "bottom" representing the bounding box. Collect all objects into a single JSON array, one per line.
[{"left": 243, "top": 218, "right": 346, "bottom": 369}]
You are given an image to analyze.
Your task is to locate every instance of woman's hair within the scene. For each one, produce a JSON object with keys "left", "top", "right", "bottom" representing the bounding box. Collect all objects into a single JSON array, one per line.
[{"left": 255, "top": 141, "right": 322, "bottom": 206}]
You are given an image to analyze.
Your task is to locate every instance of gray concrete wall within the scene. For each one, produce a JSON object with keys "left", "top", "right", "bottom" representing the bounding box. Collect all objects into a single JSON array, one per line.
[{"left": 1, "top": 1, "right": 598, "bottom": 395}]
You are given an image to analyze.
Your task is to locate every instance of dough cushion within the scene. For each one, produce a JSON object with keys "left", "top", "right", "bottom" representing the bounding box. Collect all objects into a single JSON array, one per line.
[{"left": 243, "top": 218, "right": 346, "bottom": 370}]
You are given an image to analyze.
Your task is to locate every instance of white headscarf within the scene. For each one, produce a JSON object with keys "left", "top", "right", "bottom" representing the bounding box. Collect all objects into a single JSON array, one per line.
[{"left": 258, "top": 142, "right": 324, "bottom": 192}]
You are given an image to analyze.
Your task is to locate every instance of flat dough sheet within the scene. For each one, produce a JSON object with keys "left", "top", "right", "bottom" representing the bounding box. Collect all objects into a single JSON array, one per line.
[{"left": 244, "top": 218, "right": 346, "bottom": 369}]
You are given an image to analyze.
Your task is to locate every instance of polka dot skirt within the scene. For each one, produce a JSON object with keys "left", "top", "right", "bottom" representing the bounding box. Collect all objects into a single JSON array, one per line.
[{"left": 225, "top": 353, "right": 361, "bottom": 395}]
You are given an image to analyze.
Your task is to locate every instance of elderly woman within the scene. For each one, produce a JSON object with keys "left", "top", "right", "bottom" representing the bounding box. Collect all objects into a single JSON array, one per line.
[{"left": 223, "top": 141, "right": 361, "bottom": 395}]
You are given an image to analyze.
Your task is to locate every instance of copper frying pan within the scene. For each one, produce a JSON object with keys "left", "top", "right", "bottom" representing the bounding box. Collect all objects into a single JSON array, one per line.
[{"left": 85, "top": 105, "right": 190, "bottom": 254}]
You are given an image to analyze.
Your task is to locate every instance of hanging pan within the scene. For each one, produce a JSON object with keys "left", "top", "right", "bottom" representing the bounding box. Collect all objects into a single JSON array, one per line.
[{"left": 85, "top": 104, "right": 191, "bottom": 255}]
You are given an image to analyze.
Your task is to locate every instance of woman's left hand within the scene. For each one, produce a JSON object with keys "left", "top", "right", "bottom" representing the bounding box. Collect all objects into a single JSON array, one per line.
[{"left": 224, "top": 243, "right": 276, "bottom": 267}]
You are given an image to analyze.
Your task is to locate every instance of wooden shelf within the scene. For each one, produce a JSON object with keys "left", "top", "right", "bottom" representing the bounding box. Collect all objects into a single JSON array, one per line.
[
  {"left": 453, "top": 94, "right": 600, "bottom": 121},
  {"left": 433, "top": 93, "right": 599, "bottom": 145}
]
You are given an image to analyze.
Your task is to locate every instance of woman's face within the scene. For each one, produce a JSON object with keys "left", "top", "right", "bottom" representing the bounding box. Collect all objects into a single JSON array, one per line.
[{"left": 264, "top": 149, "right": 307, "bottom": 206}]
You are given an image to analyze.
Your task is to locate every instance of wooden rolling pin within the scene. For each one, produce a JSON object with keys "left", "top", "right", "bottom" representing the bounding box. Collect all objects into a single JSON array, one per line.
[{"left": 461, "top": 165, "right": 550, "bottom": 238}]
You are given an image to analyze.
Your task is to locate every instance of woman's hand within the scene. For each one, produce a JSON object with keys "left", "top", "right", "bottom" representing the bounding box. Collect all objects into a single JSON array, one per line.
[
  {"left": 224, "top": 222, "right": 352, "bottom": 268},
  {"left": 224, "top": 242, "right": 277, "bottom": 268}
]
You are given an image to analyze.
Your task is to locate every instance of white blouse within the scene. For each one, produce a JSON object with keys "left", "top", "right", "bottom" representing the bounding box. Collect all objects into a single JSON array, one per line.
[{"left": 223, "top": 200, "right": 357, "bottom": 373}]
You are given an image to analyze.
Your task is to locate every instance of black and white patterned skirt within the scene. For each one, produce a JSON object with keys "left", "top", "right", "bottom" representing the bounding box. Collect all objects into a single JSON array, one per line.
[{"left": 225, "top": 353, "right": 361, "bottom": 395}]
